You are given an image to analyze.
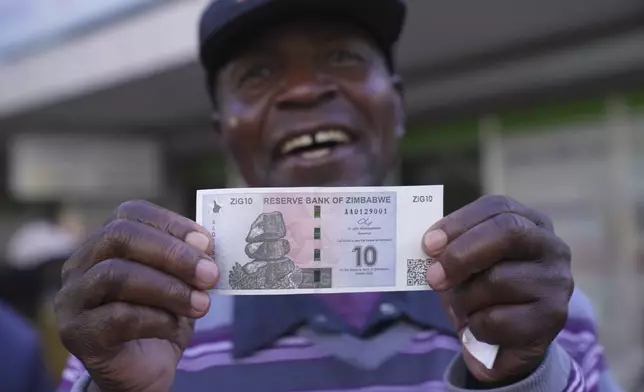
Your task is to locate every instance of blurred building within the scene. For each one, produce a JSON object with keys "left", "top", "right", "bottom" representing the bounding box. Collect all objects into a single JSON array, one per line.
[{"left": 0, "top": 0, "right": 643, "bottom": 389}]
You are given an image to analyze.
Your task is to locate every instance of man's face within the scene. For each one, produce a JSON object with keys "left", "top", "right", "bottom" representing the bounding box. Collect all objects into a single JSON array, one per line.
[{"left": 214, "top": 19, "right": 404, "bottom": 187}]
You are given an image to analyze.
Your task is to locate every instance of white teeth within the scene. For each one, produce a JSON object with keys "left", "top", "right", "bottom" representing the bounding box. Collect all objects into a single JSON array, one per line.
[
  {"left": 315, "top": 130, "right": 351, "bottom": 144},
  {"left": 301, "top": 148, "right": 331, "bottom": 160},
  {"left": 282, "top": 134, "right": 314, "bottom": 155},
  {"left": 281, "top": 129, "right": 351, "bottom": 157}
]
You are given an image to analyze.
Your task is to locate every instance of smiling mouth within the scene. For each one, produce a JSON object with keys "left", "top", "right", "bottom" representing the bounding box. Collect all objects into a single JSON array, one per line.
[{"left": 277, "top": 128, "right": 354, "bottom": 161}]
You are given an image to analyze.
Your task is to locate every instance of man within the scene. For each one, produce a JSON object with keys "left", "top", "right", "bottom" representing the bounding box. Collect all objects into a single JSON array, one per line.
[
  {"left": 55, "top": 1, "right": 622, "bottom": 391},
  {"left": 0, "top": 299, "right": 53, "bottom": 392}
]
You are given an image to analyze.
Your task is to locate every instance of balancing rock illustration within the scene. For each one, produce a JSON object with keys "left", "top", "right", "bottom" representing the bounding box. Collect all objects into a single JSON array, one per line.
[{"left": 229, "top": 211, "right": 303, "bottom": 290}]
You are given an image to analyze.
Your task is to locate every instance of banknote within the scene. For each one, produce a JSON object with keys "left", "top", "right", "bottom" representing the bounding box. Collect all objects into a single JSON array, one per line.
[{"left": 196, "top": 185, "right": 443, "bottom": 295}]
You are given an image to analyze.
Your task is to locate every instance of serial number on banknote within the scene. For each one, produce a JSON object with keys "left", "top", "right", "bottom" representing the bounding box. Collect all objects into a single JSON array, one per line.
[{"left": 345, "top": 208, "right": 388, "bottom": 215}]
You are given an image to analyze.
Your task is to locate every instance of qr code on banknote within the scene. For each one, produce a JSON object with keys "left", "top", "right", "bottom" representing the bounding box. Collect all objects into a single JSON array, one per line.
[{"left": 406, "top": 258, "right": 437, "bottom": 286}]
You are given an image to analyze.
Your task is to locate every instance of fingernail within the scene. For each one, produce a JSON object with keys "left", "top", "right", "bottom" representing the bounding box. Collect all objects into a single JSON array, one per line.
[
  {"left": 426, "top": 262, "right": 447, "bottom": 290},
  {"left": 423, "top": 229, "right": 447, "bottom": 255},
  {"left": 196, "top": 259, "right": 219, "bottom": 287},
  {"left": 186, "top": 232, "right": 211, "bottom": 252},
  {"left": 191, "top": 291, "right": 211, "bottom": 313}
]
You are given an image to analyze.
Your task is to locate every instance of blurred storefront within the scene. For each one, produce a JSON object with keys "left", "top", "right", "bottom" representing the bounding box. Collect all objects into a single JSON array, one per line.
[
  {"left": 0, "top": 0, "right": 643, "bottom": 389},
  {"left": 414, "top": 95, "right": 644, "bottom": 388}
]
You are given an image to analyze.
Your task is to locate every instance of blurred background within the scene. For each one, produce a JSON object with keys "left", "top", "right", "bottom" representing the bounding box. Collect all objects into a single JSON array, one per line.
[{"left": 0, "top": 0, "right": 642, "bottom": 390}]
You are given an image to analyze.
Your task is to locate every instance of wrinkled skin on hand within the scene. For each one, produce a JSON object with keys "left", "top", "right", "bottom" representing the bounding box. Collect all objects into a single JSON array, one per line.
[
  {"left": 54, "top": 200, "right": 218, "bottom": 392},
  {"left": 423, "top": 195, "right": 574, "bottom": 386}
]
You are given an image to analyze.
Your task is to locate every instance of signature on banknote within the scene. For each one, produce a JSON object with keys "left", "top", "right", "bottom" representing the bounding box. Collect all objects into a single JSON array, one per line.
[{"left": 357, "top": 218, "right": 373, "bottom": 227}]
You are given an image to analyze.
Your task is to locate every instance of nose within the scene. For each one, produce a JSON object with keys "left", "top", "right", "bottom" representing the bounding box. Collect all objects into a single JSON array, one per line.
[{"left": 276, "top": 70, "right": 338, "bottom": 110}]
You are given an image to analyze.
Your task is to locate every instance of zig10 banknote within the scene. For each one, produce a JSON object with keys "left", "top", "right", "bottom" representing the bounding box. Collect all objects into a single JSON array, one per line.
[{"left": 197, "top": 185, "right": 442, "bottom": 295}]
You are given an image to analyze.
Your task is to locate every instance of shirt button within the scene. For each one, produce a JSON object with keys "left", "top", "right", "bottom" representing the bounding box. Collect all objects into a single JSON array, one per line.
[{"left": 379, "top": 302, "right": 398, "bottom": 317}]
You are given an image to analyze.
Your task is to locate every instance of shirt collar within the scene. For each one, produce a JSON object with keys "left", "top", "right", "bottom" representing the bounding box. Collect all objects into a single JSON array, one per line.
[{"left": 232, "top": 291, "right": 456, "bottom": 358}]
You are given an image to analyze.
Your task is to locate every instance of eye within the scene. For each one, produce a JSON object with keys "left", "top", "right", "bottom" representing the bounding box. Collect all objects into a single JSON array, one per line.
[
  {"left": 328, "top": 49, "right": 364, "bottom": 66},
  {"left": 237, "top": 63, "right": 273, "bottom": 88}
]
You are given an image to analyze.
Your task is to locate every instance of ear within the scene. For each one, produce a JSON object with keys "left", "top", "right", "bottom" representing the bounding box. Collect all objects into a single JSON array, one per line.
[{"left": 391, "top": 74, "right": 406, "bottom": 139}]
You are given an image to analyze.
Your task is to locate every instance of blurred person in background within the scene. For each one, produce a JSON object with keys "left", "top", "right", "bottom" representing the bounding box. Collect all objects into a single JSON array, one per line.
[
  {"left": 54, "top": 1, "right": 623, "bottom": 391},
  {"left": 0, "top": 220, "right": 81, "bottom": 384},
  {"left": 0, "top": 298, "right": 53, "bottom": 392}
]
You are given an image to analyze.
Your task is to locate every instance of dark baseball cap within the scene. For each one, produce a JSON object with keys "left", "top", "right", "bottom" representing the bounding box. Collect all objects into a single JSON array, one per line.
[{"left": 198, "top": 0, "right": 407, "bottom": 77}]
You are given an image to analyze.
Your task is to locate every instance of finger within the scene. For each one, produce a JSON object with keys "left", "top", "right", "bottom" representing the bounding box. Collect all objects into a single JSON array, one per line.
[
  {"left": 59, "top": 302, "right": 192, "bottom": 357},
  {"left": 108, "top": 200, "right": 213, "bottom": 254},
  {"left": 467, "top": 302, "right": 568, "bottom": 347},
  {"left": 423, "top": 195, "right": 553, "bottom": 256},
  {"left": 69, "top": 220, "right": 219, "bottom": 290},
  {"left": 62, "top": 258, "right": 211, "bottom": 318},
  {"left": 451, "top": 262, "right": 542, "bottom": 319},
  {"left": 62, "top": 200, "right": 214, "bottom": 284},
  {"left": 452, "top": 255, "right": 573, "bottom": 319},
  {"left": 427, "top": 214, "right": 545, "bottom": 289},
  {"left": 62, "top": 229, "right": 105, "bottom": 283},
  {"left": 438, "top": 291, "right": 466, "bottom": 331}
]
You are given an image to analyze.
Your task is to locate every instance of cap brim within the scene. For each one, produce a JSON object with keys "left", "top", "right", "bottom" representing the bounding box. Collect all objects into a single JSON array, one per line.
[{"left": 199, "top": 0, "right": 406, "bottom": 74}]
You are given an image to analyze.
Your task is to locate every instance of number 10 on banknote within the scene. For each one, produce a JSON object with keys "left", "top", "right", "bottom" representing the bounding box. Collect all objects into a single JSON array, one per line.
[{"left": 197, "top": 185, "right": 443, "bottom": 295}]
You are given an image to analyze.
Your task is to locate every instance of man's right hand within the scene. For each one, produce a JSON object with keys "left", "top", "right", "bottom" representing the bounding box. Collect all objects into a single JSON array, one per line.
[{"left": 54, "top": 200, "right": 219, "bottom": 392}]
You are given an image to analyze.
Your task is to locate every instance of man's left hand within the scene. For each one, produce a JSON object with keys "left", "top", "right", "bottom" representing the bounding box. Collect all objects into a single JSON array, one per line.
[{"left": 422, "top": 195, "right": 574, "bottom": 385}]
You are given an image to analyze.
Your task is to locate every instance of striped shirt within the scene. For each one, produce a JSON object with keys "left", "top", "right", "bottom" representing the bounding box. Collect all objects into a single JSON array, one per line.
[{"left": 59, "top": 289, "right": 622, "bottom": 392}]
